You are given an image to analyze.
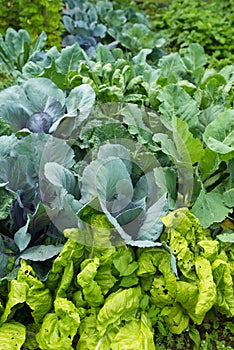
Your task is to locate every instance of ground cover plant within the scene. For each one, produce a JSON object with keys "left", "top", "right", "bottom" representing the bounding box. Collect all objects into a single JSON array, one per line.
[
  {"left": 136, "top": 0, "right": 234, "bottom": 69},
  {"left": 0, "top": 0, "right": 233, "bottom": 349}
]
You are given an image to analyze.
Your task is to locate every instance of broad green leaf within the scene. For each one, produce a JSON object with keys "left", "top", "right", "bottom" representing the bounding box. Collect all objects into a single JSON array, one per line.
[
  {"left": 95, "top": 264, "right": 117, "bottom": 295},
  {"left": 203, "top": 110, "right": 234, "bottom": 155},
  {"left": 191, "top": 189, "right": 231, "bottom": 228},
  {"left": 217, "top": 230, "right": 234, "bottom": 243},
  {"left": 55, "top": 43, "right": 86, "bottom": 75},
  {"left": 172, "top": 117, "right": 204, "bottom": 164},
  {"left": 0, "top": 279, "right": 27, "bottom": 324},
  {"left": 154, "top": 118, "right": 203, "bottom": 206},
  {"left": 18, "top": 261, "right": 52, "bottom": 323},
  {"left": 132, "top": 48, "right": 152, "bottom": 66},
  {"left": 158, "top": 52, "right": 185, "bottom": 83},
  {"left": 113, "top": 248, "right": 138, "bottom": 277},
  {"left": 5, "top": 28, "right": 30, "bottom": 68},
  {"left": 19, "top": 244, "right": 63, "bottom": 262},
  {"left": 154, "top": 167, "right": 177, "bottom": 209},
  {"left": 223, "top": 188, "right": 234, "bottom": 208},
  {"left": 56, "top": 260, "right": 74, "bottom": 298},
  {"left": 121, "top": 104, "right": 156, "bottom": 149},
  {"left": 36, "top": 298, "right": 80, "bottom": 350},
  {"left": 110, "top": 313, "right": 155, "bottom": 350},
  {"left": 212, "top": 258, "right": 234, "bottom": 316},
  {"left": 198, "top": 104, "right": 224, "bottom": 134},
  {"left": 137, "top": 193, "right": 168, "bottom": 241},
  {"left": 194, "top": 256, "right": 216, "bottom": 323},
  {"left": 188, "top": 327, "right": 201, "bottom": 350},
  {"left": 77, "top": 258, "right": 104, "bottom": 307},
  {"left": 31, "top": 31, "right": 47, "bottom": 56},
  {"left": 0, "top": 321, "right": 26, "bottom": 349},
  {"left": 23, "top": 78, "right": 65, "bottom": 113},
  {"left": 198, "top": 148, "right": 221, "bottom": 181},
  {"left": 96, "top": 44, "right": 115, "bottom": 63},
  {"left": 163, "top": 303, "right": 189, "bottom": 334},
  {"left": 158, "top": 84, "right": 200, "bottom": 133},
  {"left": 66, "top": 84, "right": 95, "bottom": 116},
  {"left": 76, "top": 311, "right": 99, "bottom": 349},
  {"left": 14, "top": 218, "right": 31, "bottom": 252},
  {"left": 21, "top": 61, "right": 44, "bottom": 79},
  {"left": 182, "top": 43, "right": 207, "bottom": 82},
  {"left": 97, "top": 286, "right": 141, "bottom": 336}
]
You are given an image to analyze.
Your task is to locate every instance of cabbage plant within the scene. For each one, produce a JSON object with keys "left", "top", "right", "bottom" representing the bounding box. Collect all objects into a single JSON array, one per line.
[
  {"left": 0, "top": 78, "right": 95, "bottom": 135},
  {"left": 79, "top": 143, "right": 169, "bottom": 248}
]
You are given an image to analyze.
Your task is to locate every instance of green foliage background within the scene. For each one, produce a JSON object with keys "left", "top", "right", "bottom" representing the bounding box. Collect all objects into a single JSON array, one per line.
[
  {"left": 134, "top": 0, "right": 234, "bottom": 69},
  {"left": 0, "top": 0, "right": 64, "bottom": 48}
]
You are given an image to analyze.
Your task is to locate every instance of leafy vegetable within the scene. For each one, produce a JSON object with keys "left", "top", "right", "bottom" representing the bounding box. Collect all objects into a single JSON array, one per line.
[
  {"left": 0, "top": 28, "right": 47, "bottom": 88},
  {"left": 0, "top": 321, "right": 26, "bottom": 349},
  {"left": 80, "top": 143, "right": 169, "bottom": 247},
  {"left": 36, "top": 297, "right": 80, "bottom": 350},
  {"left": 148, "top": 0, "right": 234, "bottom": 68},
  {"left": 62, "top": 0, "right": 166, "bottom": 58}
]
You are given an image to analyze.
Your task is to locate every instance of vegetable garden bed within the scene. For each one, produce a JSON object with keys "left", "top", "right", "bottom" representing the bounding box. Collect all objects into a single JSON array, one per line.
[{"left": 0, "top": 0, "right": 233, "bottom": 349}]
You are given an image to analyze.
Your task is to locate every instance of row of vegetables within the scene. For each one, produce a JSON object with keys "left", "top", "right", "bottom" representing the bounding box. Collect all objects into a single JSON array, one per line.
[{"left": 0, "top": 0, "right": 233, "bottom": 348}]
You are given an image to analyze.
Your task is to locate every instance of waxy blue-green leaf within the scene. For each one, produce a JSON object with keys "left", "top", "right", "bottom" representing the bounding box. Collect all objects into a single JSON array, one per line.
[
  {"left": 217, "top": 230, "right": 234, "bottom": 243},
  {"left": 223, "top": 188, "right": 234, "bottom": 208},
  {"left": 14, "top": 218, "right": 31, "bottom": 252},
  {"left": 203, "top": 110, "right": 234, "bottom": 155},
  {"left": 137, "top": 193, "right": 168, "bottom": 241},
  {"left": 55, "top": 43, "right": 87, "bottom": 75},
  {"left": 19, "top": 244, "right": 63, "bottom": 262},
  {"left": 66, "top": 84, "right": 95, "bottom": 116},
  {"left": 154, "top": 167, "right": 177, "bottom": 209},
  {"left": 23, "top": 78, "right": 65, "bottom": 112}
]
